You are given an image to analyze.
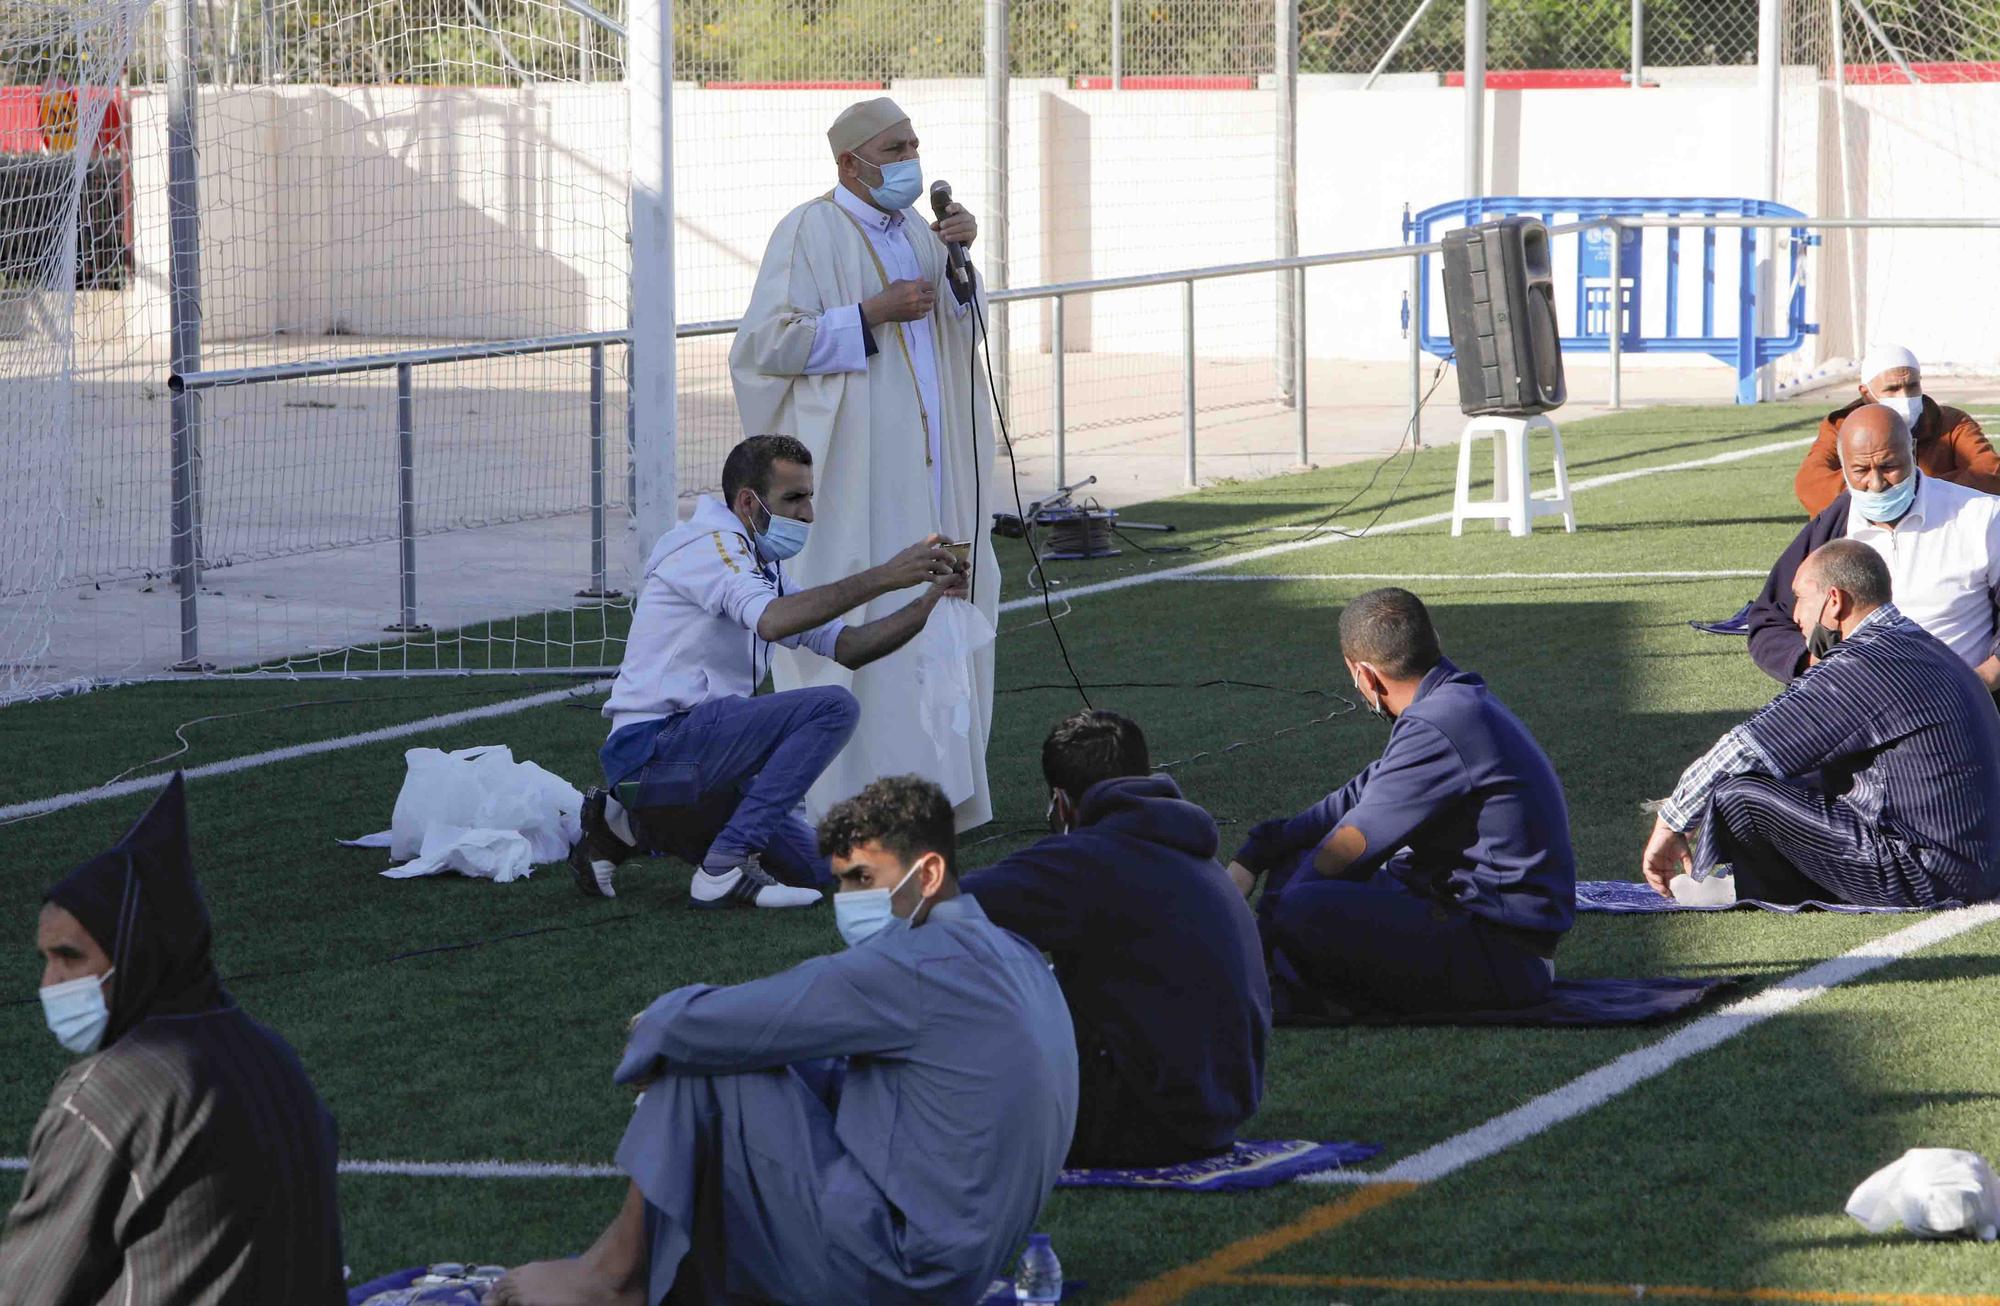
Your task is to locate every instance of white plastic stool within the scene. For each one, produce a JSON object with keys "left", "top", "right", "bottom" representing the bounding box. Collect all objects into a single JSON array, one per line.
[{"left": 1450, "top": 413, "right": 1575, "bottom": 538}]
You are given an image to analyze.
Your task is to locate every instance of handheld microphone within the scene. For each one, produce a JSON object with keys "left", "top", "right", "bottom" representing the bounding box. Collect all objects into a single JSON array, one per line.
[{"left": 930, "top": 179, "right": 975, "bottom": 306}]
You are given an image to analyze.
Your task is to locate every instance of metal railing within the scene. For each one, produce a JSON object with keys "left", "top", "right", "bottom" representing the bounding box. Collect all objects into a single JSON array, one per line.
[{"left": 163, "top": 213, "right": 2000, "bottom": 671}]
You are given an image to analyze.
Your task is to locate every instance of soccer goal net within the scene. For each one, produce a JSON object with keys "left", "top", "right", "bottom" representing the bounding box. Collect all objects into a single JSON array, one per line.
[
  {"left": 1774, "top": 0, "right": 2000, "bottom": 384},
  {"left": 3, "top": 0, "right": 634, "bottom": 703},
  {"left": 4, "top": 0, "right": 1294, "bottom": 704}
]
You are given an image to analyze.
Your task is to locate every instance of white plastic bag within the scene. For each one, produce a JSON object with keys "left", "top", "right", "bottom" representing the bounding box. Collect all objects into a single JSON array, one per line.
[
  {"left": 379, "top": 826, "right": 536, "bottom": 884},
  {"left": 351, "top": 746, "right": 583, "bottom": 884},
  {"left": 1846, "top": 1148, "right": 2000, "bottom": 1241},
  {"left": 910, "top": 599, "right": 995, "bottom": 808}
]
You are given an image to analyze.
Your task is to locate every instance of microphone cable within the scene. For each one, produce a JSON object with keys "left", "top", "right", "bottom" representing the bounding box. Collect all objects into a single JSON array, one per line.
[{"left": 963, "top": 263, "right": 1094, "bottom": 709}]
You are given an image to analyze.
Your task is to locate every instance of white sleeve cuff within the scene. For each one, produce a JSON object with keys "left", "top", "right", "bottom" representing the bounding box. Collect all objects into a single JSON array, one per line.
[
  {"left": 803, "top": 304, "right": 869, "bottom": 375},
  {"left": 804, "top": 619, "right": 846, "bottom": 661},
  {"left": 738, "top": 590, "right": 776, "bottom": 637}
]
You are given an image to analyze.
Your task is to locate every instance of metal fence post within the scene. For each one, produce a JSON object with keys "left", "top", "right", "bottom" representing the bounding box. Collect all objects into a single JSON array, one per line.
[
  {"left": 1052, "top": 295, "right": 1067, "bottom": 488},
  {"left": 629, "top": 0, "right": 678, "bottom": 572},
  {"left": 1110, "top": 0, "right": 1122, "bottom": 88},
  {"left": 1464, "top": 0, "right": 1487, "bottom": 199},
  {"left": 388, "top": 363, "right": 429, "bottom": 632},
  {"left": 166, "top": 0, "right": 209, "bottom": 671},
  {"left": 1183, "top": 279, "right": 1197, "bottom": 487},
  {"left": 1606, "top": 221, "right": 1623, "bottom": 410},
  {"left": 1629, "top": 0, "right": 1643, "bottom": 89},
  {"left": 1754, "top": 0, "right": 1782, "bottom": 402},
  {"left": 578, "top": 342, "right": 620, "bottom": 598},
  {"left": 984, "top": 0, "right": 1011, "bottom": 419},
  {"left": 1407, "top": 252, "right": 1425, "bottom": 449},
  {"left": 1275, "top": 0, "right": 1299, "bottom": 404},
  {"left": 626, "top": 339, "right": 638, "bottom": 519},
  {"left": 1294, "top": 272, "right": 1309, "bottom": 465}
]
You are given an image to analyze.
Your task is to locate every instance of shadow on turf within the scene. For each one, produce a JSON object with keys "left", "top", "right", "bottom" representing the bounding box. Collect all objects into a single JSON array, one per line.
[{"left": 1576, "top": 513, "right": 1804, "bottom": 533}]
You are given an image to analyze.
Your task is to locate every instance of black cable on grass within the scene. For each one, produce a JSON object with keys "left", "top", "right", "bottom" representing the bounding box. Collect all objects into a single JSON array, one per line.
[
  {"left": 969, "top": 288, "right": 1093, "bottom": 709},
  {"left": 1210, "top": 356, "right": 1452, "bottom": 552},
  {"left": 0, "top": 683, "right": 569, "bottom": 829},
  {"left": 998, "top": 677, "right": 1338, "bottom": 698},
  {"left": 1051, "top": 356, "right": 1453, "bottom": 564},
  {"left": 0, "top": 910, "right": 649, "bottom": 1007}
]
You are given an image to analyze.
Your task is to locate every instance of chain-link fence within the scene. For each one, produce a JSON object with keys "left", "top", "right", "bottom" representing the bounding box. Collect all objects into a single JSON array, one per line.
[
  {"left": 10, "top": 0, "right": 2000, "bottom": 698},
  {"left": 1302, "top": 0, "right": 1755, "bottom": 77}
]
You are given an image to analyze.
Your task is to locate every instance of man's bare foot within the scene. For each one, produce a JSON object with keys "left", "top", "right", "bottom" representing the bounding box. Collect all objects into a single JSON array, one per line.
[{"left": 486, "top": 1257, "right": 645, "bottom": 1306}]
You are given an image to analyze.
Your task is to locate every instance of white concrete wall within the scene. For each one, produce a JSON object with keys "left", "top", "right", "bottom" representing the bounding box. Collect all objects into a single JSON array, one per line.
[{"left": 120, "top": 77, "right": 2000, "bottom": 372}]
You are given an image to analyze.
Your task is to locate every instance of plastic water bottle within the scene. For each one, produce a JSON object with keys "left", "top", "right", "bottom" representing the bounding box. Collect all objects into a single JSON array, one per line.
[{"left": 1014, "top": 1233, "right": 1062, "bottom": 1303}]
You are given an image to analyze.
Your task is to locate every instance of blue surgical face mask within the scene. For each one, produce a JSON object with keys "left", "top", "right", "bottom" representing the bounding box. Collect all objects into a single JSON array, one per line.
[
  {"left": 753, "top": 492, "right": 810, "bottom": 562},
  {"left": 1850, "top": 470, "right": 1919, "bottom": 525},
  {"left": 860, "top": 156, "right": 922, "bottom": 211},
  {"left": 835, "top": 864, "right": 921, "bottom": 948},
  {"left": 41, "top": 967, "right": 113, "bottom": 1055}
]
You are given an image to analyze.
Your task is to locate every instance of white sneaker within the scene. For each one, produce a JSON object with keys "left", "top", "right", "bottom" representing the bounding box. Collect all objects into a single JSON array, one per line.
[{"left": 689, "top": 856, "right": 822, "bottom": 910}]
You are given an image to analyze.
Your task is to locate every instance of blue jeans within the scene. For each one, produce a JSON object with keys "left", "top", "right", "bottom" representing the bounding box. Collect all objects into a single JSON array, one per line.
[{"left": 602, "top": 687, "right": 858, "bottom": 888}]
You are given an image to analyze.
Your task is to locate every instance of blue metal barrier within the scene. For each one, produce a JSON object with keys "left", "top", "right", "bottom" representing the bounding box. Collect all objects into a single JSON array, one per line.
[{"left": 1405, "top": 197, "right": 1818, "bottom": 404}]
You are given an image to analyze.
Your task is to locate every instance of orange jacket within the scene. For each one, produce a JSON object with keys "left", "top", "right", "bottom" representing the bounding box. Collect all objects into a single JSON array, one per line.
[{"left": 1795, "top": 395, "right": 2000, "bottom": 515}]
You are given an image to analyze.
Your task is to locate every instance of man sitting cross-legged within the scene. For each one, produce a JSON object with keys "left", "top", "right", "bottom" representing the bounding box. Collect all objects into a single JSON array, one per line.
[
  {"left": 569, "top": 434, "right": 968, "bottom": 909},
  {"left": 962, "top": 709, "right": 1269, "bottom": 1168},
  {"left": 1645, "top": 540, "right": 2000, "bottom": 908},
  {"left": 491, "top": 776, "right": 1078, "bottom": 1306},
  {"left": 1227, "top": 588, "right": 1576, "bottom": 1019}
]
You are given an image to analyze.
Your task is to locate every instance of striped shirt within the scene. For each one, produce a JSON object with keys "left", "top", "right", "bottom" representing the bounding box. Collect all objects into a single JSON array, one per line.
[
  {"left": 1664, "top": 603, "right": 2000, "bottom": 899},
  {"left": 0, "top": 1005, "right": 344, "bottom": 1304}
]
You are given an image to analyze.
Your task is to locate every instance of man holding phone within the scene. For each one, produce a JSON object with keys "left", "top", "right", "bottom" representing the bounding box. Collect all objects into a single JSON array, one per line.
[{"left": 569, "top": 435, "right": 969, "bottom": 909}]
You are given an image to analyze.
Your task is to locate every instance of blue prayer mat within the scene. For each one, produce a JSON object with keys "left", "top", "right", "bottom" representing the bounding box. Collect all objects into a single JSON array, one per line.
[
  {"left": 348, "top": 1268, "right": 485, "bottom": 1306},
  {"left": 355, "top": 1264, "right": 1084, "bottom": 1304},
  {"left": 1283, "top": 975, "right": 1742, "bottom": 1029},
  {"left": 1055, "top": 1139, "right": 1382, "bottom": 1192},
  {"left": 1688, "top": 602, "right": 1753, "bottom": 636},
  {"left": 1576, "top": 878, "right": 1931, "bottom": 915}
]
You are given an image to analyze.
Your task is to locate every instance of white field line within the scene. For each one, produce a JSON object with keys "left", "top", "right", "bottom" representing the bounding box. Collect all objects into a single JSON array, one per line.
[
  {"left": 0, "top": 681, "right": 611, "bottom": 825},
  {"left": 8, "top": 904, "right": 1987, "bottom": 1187},
  {"left": 994, "top": 436, "right": 1814, "bottom": 617},
  {"left": 6, "top": 436, "right": 1809, "bottom": 822},
  {"left": 1177, "top": 570, "right": 1766, "bottom": 583},
  {"left": 1302, "top": 903, "right": 2000, "bottom": 1186}
]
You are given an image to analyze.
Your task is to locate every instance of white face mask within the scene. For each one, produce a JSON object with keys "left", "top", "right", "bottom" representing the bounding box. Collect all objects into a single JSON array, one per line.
[
  {"left": 1876, "top": 393, "right": 1924, "bottom": 431},
  {"left": 1351, "top": 667, "right": 1390, "bottom": 720},
  {"left": 40, "top": 967, "right": 113, "bottom": 1055},
  {"left": 834, "top": 864, "right": 921, "bottom": 948}
]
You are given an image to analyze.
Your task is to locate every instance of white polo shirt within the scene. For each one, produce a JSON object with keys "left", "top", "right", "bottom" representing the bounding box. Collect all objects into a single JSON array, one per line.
[
  {"left": 1846, "top": 472, "right": 2000, "bottom": 670},
  {"left": 603, "top": 495, "right": 844, "bottom": 734}
]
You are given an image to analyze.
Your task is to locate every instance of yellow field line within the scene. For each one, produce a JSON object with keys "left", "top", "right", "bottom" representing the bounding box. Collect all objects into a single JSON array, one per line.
[
  {"left": 1217, "top": 1272, "right": 2000, "bottom": 1305},
  {"left": 1107, "top": 1182, "right": 1419, "bottom": 1306}
]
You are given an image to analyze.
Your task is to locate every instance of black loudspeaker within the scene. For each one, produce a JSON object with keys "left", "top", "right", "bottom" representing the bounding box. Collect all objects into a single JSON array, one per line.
[{"left": 1441, "top": 216, "right": 1566, "bottom": 417}]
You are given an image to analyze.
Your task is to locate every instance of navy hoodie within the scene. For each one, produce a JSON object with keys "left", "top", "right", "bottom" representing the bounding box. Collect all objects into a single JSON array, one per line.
[
  {"left": 962, "top": 774, "right": 1269, "bottom": 1151},
  {"left": 1746, "top": 493, "right": 1851, "bottom": 683}
]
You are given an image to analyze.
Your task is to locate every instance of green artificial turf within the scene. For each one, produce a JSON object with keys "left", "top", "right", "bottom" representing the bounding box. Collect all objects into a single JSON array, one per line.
[{"left": 7, "top": 397, "right": 1997, "bottom": 1303}]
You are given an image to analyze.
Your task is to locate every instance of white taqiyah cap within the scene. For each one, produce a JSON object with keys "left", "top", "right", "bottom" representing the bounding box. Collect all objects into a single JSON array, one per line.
[
  {"left": 828, "top": 97, "right": 910, "bottom": 158},
  {"left": 1860, "top": 343, "right": 1920, "bottom": 388}
]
